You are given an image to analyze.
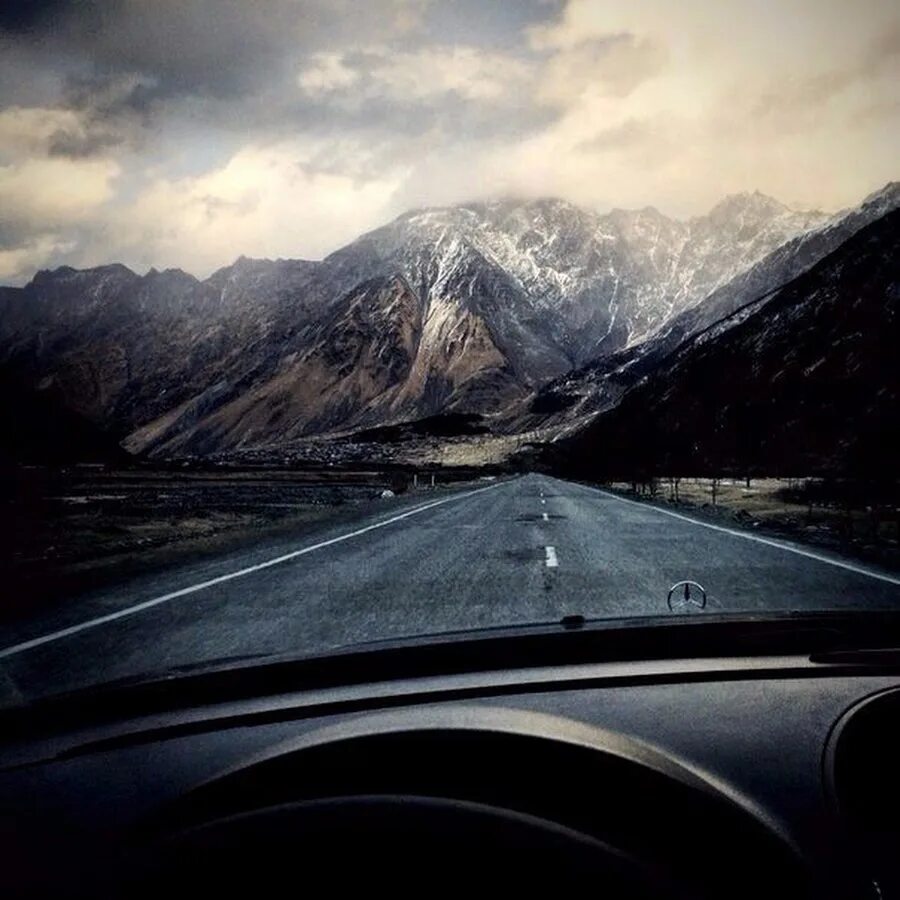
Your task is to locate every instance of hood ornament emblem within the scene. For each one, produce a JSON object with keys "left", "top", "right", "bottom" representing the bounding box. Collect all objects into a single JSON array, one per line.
[{"left": 667, "top": 580, "right": 708, "bottom": 611}]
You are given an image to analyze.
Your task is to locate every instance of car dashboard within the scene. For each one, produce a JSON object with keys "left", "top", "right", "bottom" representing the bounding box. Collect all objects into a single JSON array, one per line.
[{"left": 1, "top": 616, "right": 899, "bottom": 899}]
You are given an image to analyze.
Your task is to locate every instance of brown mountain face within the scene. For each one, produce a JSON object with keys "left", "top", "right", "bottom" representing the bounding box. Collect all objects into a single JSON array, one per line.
[
  {"left": 0, "top": 255, "right": 525, "bottom": 459},
  {"left": 0, "top": 261, "right": 332, "bottom": 443},
  {"left": 0, "top": 371, "right": 127, "bottom": 465},
  {"left": 126, "top": 275, "right": 424, "bottom": 455},
  {"left": 0, "top": 193, "right": 834, "bottom": 460},
  {"left": 121, "top": 272, "right": 520, "bottom": 457}
]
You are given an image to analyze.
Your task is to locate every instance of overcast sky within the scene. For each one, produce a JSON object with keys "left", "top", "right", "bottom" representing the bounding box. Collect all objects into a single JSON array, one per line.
[{"left": 0, "top": 0, "right": 897, "bottom": 284}]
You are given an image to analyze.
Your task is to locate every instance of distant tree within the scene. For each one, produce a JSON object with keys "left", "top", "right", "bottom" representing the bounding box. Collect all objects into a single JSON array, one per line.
[{"left": 667, "top": 476, "right": 681, "bottom": 502}]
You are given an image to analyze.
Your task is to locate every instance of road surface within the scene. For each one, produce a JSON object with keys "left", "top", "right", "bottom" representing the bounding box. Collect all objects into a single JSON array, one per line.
[{"left": 2, "top": 473, "right": 899, "bottom": 703}]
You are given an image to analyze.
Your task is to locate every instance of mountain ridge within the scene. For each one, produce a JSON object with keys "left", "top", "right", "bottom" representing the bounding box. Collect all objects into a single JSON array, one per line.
[
  {"left": 513, "top": 181, "right": 900, "bottom": 435},
  {"left": 18, "top": 189, "right": 824, "bottom": 290},
  {"left": 1, "top": 186, "right": 886, "bottom": 461},
  {"left": 554, "top": 206, "right": 900, "bottom": 477}
]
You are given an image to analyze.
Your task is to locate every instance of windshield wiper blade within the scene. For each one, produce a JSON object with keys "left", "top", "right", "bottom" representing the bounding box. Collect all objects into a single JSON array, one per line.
[
  {"left": 810, "top": 647, "right": 900, "bottom": 665},
  {"left": 8, "top": 610, "right": 900, "bottom": 724}
]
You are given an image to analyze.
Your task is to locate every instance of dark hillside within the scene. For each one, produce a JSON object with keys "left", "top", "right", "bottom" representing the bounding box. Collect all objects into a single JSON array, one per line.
[{"left": 554, "top": 209, "right": 900, "bottom": 480}]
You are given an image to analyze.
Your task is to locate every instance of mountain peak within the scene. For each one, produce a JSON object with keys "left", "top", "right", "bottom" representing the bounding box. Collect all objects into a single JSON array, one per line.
[
  {"left": 4, "top": 180, "right": 887, "bottom": 459},
  {"left": 860, "top": 180, "right": 900, "bottom": 211},
  {"left": 30, "top": 265, "right": 78, "bottom": 285},
  {"left": 706, "top": 190, "right": 789, "bottom": 220},
  {"left": 29, "top": 262, "right": 135, "bottom": 288},
  {"left": 609, "top": 204, "right": 667, "bottom": 221},
  {"left": 395, "top": 195, "right": 584, "bottom": 222}
]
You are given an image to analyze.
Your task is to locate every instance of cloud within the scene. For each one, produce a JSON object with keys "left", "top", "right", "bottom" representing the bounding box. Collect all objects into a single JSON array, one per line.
[
  {"left": 79, "top": 141, "right": 405, "bottom": 275},
  {"left": 298, "top": 53, "right": 362, "bottom": 95},
  {"left": 3, "top": 1, "right": 303, "bottom": 100},
  {"left": 0, "top": 233, "right": 76, "bottom": 284},
  {"left": 576, "top": 116, "right": 677, "bottom": 173},
  {"left": 0, "top": 155, "right": 119, "bottom": 231},
  {"left": 748, "top": 22, "right": 900, "bottom": 129},
  {"left": 293, "top": 44, "right": 553, "bottom": 142},
  {"left": 0, "top": 149, "right": 118, "bottom": 281},
  {"left": 0, "top": 106, "right": 85, "bottom": 157},
  {"left": 0, "top": 0, "right": 896, "bottom": 283},
  {"left": 536, "top": 33, "right": 667, "bottom": 105},
  {"left": 0, "top": 0, "right": 70, "bottom": 34}
]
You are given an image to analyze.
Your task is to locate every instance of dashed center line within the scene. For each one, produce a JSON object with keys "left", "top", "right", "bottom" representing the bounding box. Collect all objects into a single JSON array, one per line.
[
  {"left": 542, "top": 512, "right": 549, "bottom": 521},
  {"left": 545, "top": 545, "right": 558, "bottom": 568}
]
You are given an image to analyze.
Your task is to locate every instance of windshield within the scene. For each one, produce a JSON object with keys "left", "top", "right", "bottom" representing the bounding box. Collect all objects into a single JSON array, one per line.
[{"left": 0, "top": 0, "right": 898, "bottom": 705}]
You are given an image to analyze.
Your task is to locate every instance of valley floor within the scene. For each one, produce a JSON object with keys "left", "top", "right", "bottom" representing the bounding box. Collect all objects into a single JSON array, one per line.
[
  {"left": 606, "top": 478, "right": 900, "bottom": 570},
  {"left": 1, "top": 473, "right": 898, "bottom": 706},
  {"left": 0, "top": 465, "right": 470, "bottom": 622}
]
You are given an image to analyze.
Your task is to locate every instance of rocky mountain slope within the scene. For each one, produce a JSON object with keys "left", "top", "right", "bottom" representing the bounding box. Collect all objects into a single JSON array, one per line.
[
  {"left": 553, "top": 207, "right": 900, "bottom": 478},
  {"left": 0, "top": 191, "right": 834, "bottom": 459},
  {"left": 0, "top": 371, "right": 126, "bottom": 466},
  {"left": 335, "top": 194, "right": 826, "bottom": 363},
  {"left": 518, "top": 182, "right": 900, "bottom": 433}
]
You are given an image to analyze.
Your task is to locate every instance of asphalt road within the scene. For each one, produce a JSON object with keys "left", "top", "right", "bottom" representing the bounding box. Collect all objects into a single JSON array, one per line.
[{"left": 2, "top": 473, "right": 899, "bottom": 703}]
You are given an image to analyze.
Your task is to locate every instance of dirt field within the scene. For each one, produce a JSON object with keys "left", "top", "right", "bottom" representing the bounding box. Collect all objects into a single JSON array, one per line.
[
  {"left": 608, "top": 477, "right": 900, "bottom": 569},
  {"left": 0, "top": 465, "right": 458, "bottom": 621}
]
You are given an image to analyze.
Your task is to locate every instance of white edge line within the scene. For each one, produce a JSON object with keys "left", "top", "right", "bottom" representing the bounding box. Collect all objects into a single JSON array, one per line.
[
  {"left": 0, "top": 479, "right": 512, "bottom": 660},
  {"left": 545, "top": 546, "right": 559, "bottom": 568},
  {"left": 589, "top": 484, "right": 900, "bottom": 587}
]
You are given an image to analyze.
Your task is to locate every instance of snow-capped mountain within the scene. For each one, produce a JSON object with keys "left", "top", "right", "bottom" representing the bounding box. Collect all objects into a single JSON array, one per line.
[
  {"left": 0, "top": 188, "right": 852, "bottom": 459},
  {"left": 331, "top": 193, "right": 826, "bottom": 370},
  {"left": 555, "top": 206, "right": 900, "bottom": 477},
  {"left": 518, "top": 182, "right": 900, "bottom": 434}
]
